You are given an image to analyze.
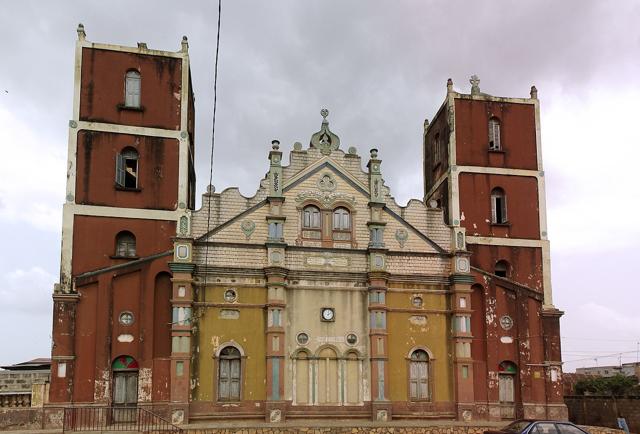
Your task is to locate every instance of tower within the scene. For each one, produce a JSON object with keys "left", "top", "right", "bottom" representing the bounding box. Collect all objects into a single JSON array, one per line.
[
  {"left": 424, "top": 77, "right": 566, "bottom": 420},
  {"left": 49, "top": 24, "right": 195, "bottom": 417}
]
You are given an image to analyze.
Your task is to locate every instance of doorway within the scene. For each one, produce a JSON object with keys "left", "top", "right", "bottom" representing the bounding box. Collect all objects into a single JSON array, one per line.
[{"left": 112, "top": 356, "right": 139, "bottom": 423}]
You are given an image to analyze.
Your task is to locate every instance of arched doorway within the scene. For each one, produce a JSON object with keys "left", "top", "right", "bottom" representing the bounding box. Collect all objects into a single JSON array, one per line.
[
  {"left": 112, "top": 355, "right": 139, "bottom": 422},
  {"left": 498, "top": 360, "right": 517, "bottom": 419}
]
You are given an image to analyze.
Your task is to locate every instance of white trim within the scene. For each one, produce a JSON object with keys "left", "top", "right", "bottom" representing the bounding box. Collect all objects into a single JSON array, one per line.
[
  {"left": 283, "top": 156, "right": 370, "bottom": 194},
  {"left": 76, "top": 121, "right": 181, "bottom": 139},
  {"left": 456, "top": 165, "right": 541, "bottom": 178},
  {"left": 65, "top": 203, "right": 180, "bottom": 221},
  {"left": 80, "top": 41, "right": 186, "bottom": 59},
  {"left": 466, "top": 236, "right": 545, "bottom": 248}
]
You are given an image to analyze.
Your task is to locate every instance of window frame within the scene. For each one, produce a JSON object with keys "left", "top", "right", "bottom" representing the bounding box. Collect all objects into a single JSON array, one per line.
[
  {"left": 214, "top": 344, "right": 244, "bottom": 402},
  {"left": 407, "top": 349, "right": 431, "bottom": 401},
  {"left": 331, "top": 207, "right": 352, "bottom": 242},
  {"left": 114, "top": 231, "right": 137, "bottom": 258},
  {"left": 116, "top": 148, "right": 140, "bottom": 190},
  {"left": 124, "top": 70, "right": 141, "bottom": 109},
  {"left": 488, "top": 117, "right": 502, "bottom": 151},
  {"left": 490, "top": 187, "right": 508, "bottom": 224}
]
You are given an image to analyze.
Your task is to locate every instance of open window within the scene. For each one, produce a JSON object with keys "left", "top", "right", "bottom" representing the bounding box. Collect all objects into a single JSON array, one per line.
[
  {"left": 115, "top": 231, "right": 136, "bottom": 257},
  {"left": 489, "top": 117, "right": 501, "bottom": 150},
  {"left": 490, "top": 187, "right": 507, "bottom": 224},
  {"left": 124, "top": 71, "right": 141, "bottom": 108},
  {"left": 495, "top": 260, "right": 510, "bottom": 278},
  {"left": 116, "top": 148, "right": 139, "bottom": 189}
]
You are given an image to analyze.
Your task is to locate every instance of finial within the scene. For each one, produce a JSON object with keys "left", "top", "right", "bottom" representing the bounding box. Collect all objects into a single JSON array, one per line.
[
  {"left": 206, "top": 184, "right": 215, "bottom": 195},
  {"left": 447, "top": 78, "right": 453, "bottom": 92},
  {"left": 77, "top": 23, "right": 86, "bottom": 41},
  {"left": 530, "top": 85, "right": 538, "bottom": 99},
  {"left": 370, "top": 148, "right": 379, "bottom": 159},
  {"left": 181, "top": 35, "right": 189, "bottom": 52},
  {"left": 424, "top": 118, "right": 430, "bottom": 131},
  {"left": 470, "top": 75, "right": 480, "bottom": 95},
  {"left": 271, "top": 139, "right": 280, "bottom": 150},
  {"left": 293, "top": 141, "right": 302, "bottom": 151},
  {"left": 320, "top": 108, "right": 329, "bottom": 123},
  {"left": 137, "top": 42, "right": 148, "bottom": 49}
]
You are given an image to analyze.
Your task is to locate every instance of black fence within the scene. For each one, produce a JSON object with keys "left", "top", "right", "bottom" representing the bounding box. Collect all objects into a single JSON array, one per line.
[{"left": 62, "top": 406, "right": 182, "bottom": 434}]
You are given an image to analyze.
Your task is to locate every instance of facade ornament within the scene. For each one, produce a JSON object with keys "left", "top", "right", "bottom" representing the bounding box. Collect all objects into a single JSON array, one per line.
[
  {"left": 77, "top": 23, "right": 86, "bottom": 41},
  {"left": 295, "top": 190, "right": 356, "bottom": 207},
  {"left": 293, "top": 141, "right": 303, "bottom": 151},
  {"left": 470, "top": 75, "right": 481, "bottom": 95},
  {"left": 395, "top": 228, "right": 408, "bottom": 248},
  {"left": 179, "top": 215, "right": 189, "bottom": 235},
  {"left": 240, "top": 220, "right": 256, "bottom": 240},
  {"left": 310, "top": 108, "right": 340, "bottom": 155},
  {"left": 530, "top": 85, "right": 538, "bottom": 99},
  {"left": 317, "top": 173, "right": 337, "bottom": 192},
  {"left": 348, "top": 146, "right": 357, "bottom": 155}
]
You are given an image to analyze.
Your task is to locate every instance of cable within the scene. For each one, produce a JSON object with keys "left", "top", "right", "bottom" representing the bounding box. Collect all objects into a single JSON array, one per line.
[{"left": 202, "top": 0, "right": 222, "bottom": 307}]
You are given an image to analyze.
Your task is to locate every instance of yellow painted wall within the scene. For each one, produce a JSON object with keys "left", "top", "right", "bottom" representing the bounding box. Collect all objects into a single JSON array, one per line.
[
  {"left": 193, "top": 284, "right": 267, "bottom": 402},
  {"left": 386, "top": 287, "right": 453, "bottom": 403}
]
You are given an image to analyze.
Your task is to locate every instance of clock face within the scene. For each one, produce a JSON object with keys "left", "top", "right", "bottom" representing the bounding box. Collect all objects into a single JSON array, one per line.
[{"left": 321, "top": 308, "right": 334, "bottom": 321}]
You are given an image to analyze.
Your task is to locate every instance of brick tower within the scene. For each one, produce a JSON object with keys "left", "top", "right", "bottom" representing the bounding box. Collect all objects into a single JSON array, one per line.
[
  {"left": 424, "top": 77, "right": 566, "bottom": 420},
  {"left": 49, "top": 25, "right": 196, "bottom": 419}
]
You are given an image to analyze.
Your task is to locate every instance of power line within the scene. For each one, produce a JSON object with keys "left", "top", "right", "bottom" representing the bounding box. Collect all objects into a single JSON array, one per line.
[{"left": 202, "top": 0, "right": 223, "bottom": 306}]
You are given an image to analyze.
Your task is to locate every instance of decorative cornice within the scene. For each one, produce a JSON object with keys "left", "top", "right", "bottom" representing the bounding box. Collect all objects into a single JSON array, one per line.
[{"left": 168, "top": 262, "right": 196, "bottom": 273}]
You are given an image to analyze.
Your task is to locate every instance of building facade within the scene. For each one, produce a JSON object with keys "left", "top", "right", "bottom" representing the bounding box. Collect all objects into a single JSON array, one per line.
[{"left": 48, "top": 28, "right": 566, "bottom": 424}]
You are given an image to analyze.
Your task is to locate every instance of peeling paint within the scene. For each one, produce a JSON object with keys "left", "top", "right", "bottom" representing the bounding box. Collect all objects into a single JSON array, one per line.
[
  {"left": 93, "top": 369, "right": 110, "bottom": 402},
  {"left": 137, "top": 368, "right": 152, "bottom": 402}
]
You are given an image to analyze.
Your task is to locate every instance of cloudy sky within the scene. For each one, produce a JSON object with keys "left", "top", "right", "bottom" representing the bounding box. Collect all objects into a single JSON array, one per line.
[{"left": 1, "top": 1, "right": 639, "bottom": 372}]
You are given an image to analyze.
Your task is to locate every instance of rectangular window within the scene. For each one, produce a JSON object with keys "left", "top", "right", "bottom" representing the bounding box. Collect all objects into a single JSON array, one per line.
[
  {"left": 57, "top": 362, "right": 67, "bottom": 378},
  {"left": 272, "top": 362, "right": 280, "bottom": 400},
  {"left": 462, "top": 365, "right": 469, "bottom": 379},
  {"left": 176, "top": 361, "right": 184, "bottom": 377},
  {"left": 369, "top": 291, "right": 385, "bottom": 304},
  {"left": 377, "top": 361, "right": 385, "bottom": 400},
  {"left": 268, "top": 222, "right": 283, "bottom": 239},
  {"left": 459, "top": 297, "right": 467, "bottom": 308},
  {"left": 272, "top": 336, "right": 280, "bottom": 352},
  {"left": 270, "top": 309, "right": 281, "bottom": 327}
]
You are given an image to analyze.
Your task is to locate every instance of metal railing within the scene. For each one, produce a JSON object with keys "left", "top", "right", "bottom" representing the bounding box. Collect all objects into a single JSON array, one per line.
[{"left": 62, "top": 406, "right": 183, "bottom": 434}]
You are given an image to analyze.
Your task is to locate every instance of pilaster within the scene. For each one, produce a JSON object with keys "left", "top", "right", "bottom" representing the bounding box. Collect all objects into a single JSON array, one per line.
[{"left": 264, "top": 266, "right": 288, "bottom": 423}]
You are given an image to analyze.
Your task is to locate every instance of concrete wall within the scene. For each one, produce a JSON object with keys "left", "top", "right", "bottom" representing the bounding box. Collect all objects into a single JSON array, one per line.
[{"left": 566, "top": 396, "right": 640, "bottom": 434}]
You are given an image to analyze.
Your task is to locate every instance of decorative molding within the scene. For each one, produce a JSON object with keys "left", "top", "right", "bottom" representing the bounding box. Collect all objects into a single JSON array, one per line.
[{"left": 295, "top": 190, "right": 356, "bottom": 207}]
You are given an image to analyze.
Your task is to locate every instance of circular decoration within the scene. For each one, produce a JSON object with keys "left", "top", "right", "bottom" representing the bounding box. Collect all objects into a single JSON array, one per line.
[
  {"left": 119, "top": 311, "right": 134, "bottom": 326},
  {"left": 296, "top": 332, "right": 309, "bottom": 345},
  {"left": 346, "top": 333, "right": 358, "bottom": 346},
  {"left": 270, "top": 250, "right": 283, "bottom": 264},
  {"left": 293, "top": 142, "right": 303, "bottom": 151},
  {"left": 348, "top": 146, "right": 357, "bottom": 155},
  {"left": 499, "top": 315, "right": 514, "bottom": 330},
  {"left": 224, "top": 288, "right": 237, "bottom": 303},
  {"left": 412, "top": 296, "right": 423, "bottom": 308},
  {"left": 317, "top": 173, "right": 337, "bottom": 191},
  {"left": 321, "top": 308, "right": 335, "bottom": 321}
]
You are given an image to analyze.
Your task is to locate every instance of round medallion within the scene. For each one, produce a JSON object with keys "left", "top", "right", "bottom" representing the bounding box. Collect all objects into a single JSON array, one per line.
[
  {"left": 412, "top": 296, "right": 423, "bottom": 308},
  {"left": 296, "top": 332, "right": 309, "bottom": 345},
  {"left": 456, "top": 257, "right": 470, "bottom": 273},
  {"left": 119, "top": 311, "right": 134, "bottom": 326},
  {"left": 500, "top": 315, "right": 514, "bottom": 330},
  {"left": 224, "top": 288, "right": 237, "bottom": 303},
  {"left": 346, "top": 333, "right": 358, "bottom": 346}
]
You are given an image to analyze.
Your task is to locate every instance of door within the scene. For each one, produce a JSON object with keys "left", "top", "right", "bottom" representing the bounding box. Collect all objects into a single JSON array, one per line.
[
  {"left": 498, "top": 373, "right": 515, "bottom": 419},
  {"left": 113, "top": 372, "right": 138, "bottom": 423},
  {"left": 218, "top": 346, "right": 241, "bottom": 401}
]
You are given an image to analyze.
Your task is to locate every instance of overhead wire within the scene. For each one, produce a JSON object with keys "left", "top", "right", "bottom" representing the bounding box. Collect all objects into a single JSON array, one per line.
[{"left": 201, "top": 0, "right": 223, "bottom": 308}]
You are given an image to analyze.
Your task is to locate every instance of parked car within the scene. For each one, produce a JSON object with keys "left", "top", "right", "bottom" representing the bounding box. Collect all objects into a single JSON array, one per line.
[{"left": 484, "top": 420, "right": 590, "bottom": 434}]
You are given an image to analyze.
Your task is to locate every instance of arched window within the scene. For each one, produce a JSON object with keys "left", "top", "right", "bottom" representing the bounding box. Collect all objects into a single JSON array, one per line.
[
  {"left": 218, "top": 346, "right": 241, "bottom": 401},
  {"left": 495, "top": 260, "right": 510, "bottom": 278},
  {"left": 490, "top": 187, "right": 507, "bottom": 224},
  {"left": 489, "top": 117, "right": 501, "bottom": 150},
  {"left": 409, "top": 349, "right": 430, "bottom": 400},
  {"left": 333, "top": 207, "right": 350, "bottom": 230},
  {"left": 303, "top": 205, "right": 321, "bottom": 229},
  {"left": 124, "top": 71, "right": 141, "bottom": 108},
  {"left": 116, "top": 148, "right": 139, "bottom": 189},
  {"left": 115, "top": 231, "right": 136, "bottom": 257},
  {"left": 317, "top": 347, "right": 339, "bottom": 404},
  {"left": 433, "top": 133, "right": 441, "bottom": 165}
]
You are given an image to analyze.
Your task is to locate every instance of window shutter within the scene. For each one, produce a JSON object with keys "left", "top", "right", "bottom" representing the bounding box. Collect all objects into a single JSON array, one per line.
[
  {"left": 116, "top": 153, "right": 125, "bottom": 186},
  {"left": 502, "top": 195, "right": 508, "bottom": 222},
  {"left": 491, "top": 196, "right": 497, "bottom": 223}
]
